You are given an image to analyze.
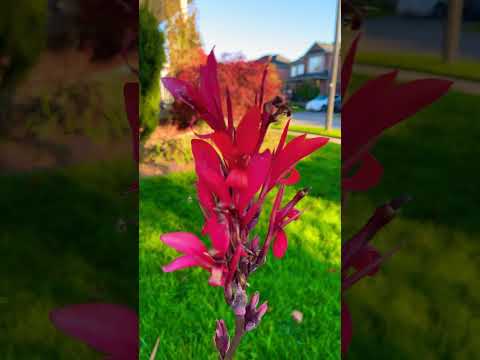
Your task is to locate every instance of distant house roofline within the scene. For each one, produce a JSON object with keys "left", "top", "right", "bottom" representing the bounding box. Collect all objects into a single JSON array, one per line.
[
  {"left": 255, "top": 54, "right": 291, "bottom": 65},
  {"left": 291, "top": 42, "right": 334, "bottom": 63}
]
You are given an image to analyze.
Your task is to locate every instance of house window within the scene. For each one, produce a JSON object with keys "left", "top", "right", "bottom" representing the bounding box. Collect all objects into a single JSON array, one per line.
[
  {"left": 297, "top": 64, "right": 305, "bottom": 75},
  {"left": 290, "top": 66, "right": 296, "bottom": 77},
  {"left": 308, "top": 55, "right": 325, "bottom": 73}
]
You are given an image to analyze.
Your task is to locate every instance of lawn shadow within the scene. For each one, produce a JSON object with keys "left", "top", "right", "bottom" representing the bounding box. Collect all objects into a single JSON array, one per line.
[{"left": 0, "top": 163, "right": 137, "bottom": 357}]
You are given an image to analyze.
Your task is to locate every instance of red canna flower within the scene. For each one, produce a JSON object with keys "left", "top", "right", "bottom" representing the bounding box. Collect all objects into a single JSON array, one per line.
[
  {"left": 160, "top": 50, "right": 328, "bottom": 358},
  {"left": 160, "top": 231, "right": 233, "bottom": 287}
]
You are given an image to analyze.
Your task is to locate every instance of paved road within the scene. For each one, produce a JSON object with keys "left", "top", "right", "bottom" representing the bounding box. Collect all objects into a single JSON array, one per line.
[
  {"left": 291, "top": 111, "right": 341, "bottom": 129},
  {"left": 362, "top": 16, "right": 480, "bottom": 60}
]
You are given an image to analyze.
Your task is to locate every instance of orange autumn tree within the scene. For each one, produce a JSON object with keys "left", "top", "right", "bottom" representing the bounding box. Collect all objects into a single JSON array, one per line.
[{"left": 171, "top": 52, "right": 282, "bottom": 128}]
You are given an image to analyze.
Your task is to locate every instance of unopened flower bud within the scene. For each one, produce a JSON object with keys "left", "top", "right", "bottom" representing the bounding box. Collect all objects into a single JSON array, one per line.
[
  {"left": 244, "top": 300, "right": 269, "bottom": 332},
  {"left": 249, "top": 292, "right": 260, "bottom": 311},
  {"left": 231, "top": 286, "right": 247, "bottom": 316},
  {"left": 213, "top": 319, "right": 230, "bottom": 358},
  {"left": 257, "top": 301, "right": 268, "bottom": 320}
]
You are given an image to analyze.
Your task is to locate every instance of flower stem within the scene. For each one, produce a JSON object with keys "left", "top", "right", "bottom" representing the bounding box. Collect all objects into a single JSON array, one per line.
[{"left": 224, "top": 316, "right": 245, "bottom": 360}]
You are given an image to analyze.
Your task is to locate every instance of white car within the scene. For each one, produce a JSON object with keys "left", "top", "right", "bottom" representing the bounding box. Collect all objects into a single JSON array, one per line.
[{"left": 305, "top": 95, "right": 328, "bottom": 112}]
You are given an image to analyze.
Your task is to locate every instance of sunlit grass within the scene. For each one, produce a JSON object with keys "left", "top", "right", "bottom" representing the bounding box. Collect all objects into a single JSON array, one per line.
[{"left": 140, "top": 143, "right": 341, "bottom": 359}]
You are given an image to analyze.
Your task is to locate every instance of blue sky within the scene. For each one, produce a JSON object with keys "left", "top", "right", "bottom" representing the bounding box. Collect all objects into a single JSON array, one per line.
[{"left": 195, "top": 0, "right": 338, "bottom": 61}]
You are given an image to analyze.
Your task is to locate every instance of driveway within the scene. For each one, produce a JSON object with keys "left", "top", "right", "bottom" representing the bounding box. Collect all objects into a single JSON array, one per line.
[
  {"left": 361, "top": 16, "right": 480, "bottom": 60},
  {"left": 291, "top": 111, "right": 341, "bottom": 129}
]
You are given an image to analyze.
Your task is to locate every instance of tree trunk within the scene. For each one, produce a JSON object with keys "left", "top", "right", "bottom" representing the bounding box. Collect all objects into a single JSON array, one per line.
[
  {"left": 443, "top": 0, "right": 464, "bottom": 63},
  {"left": 326, "top": 0, "right": 341, "bottom": 131}
]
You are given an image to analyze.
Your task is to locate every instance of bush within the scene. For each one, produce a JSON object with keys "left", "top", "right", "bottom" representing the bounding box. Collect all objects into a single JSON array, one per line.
[
  {"left": 293, "top": 80, "right": 320, "bottom": 102},
  {"left": 143, "top": 134, "right": 194, "bottom": 165},
  {"left": 170, "top": 53, "right": 282, "bottom": 127},
  {"left": 140, "top": 5, "right": 165, "bottom": 136}
]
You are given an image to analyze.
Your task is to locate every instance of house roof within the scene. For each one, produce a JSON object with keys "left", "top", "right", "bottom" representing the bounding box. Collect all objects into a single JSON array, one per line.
[
  {"left": 291, "top": 42, "right": 334, "bottom": 63},
  {"left": 255, "top": 54, "right": 291, "bottom": 65}
]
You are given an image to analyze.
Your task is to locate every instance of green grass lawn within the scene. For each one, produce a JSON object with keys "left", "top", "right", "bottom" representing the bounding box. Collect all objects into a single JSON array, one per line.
[
  {"left": 0, "top": 160, "right": 137, "bottom": 359},
  {"left": 140, "top": 141, "right": 341, "bottom": 359},
  {"left": 356, "top": 51, "right": 480, "bottom": 82},
  {"left": 343, "top": 74, "right": 480, "bottom": 358},
  {"left": 291, "top": 103, "right": 306, "bottom": 112}
]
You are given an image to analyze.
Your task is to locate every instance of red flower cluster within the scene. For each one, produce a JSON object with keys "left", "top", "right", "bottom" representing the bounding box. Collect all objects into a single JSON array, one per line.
[
  {"left": 161, "top": 50, "right": 328, "bottom": 357},
  {"left": 340, "top": 34, "right": 452, "bottom": 355},
  {"left": 160, "top": 50, "right": 327, "bottom": 287}
]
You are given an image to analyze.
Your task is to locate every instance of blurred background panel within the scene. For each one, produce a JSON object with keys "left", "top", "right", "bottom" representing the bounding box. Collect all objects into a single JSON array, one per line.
[
  {"left": 0, "top": 0, "right": 138, "bottom": 358},
  {"left": 342, "top": 0, "right": 480, "bottom": 358}
]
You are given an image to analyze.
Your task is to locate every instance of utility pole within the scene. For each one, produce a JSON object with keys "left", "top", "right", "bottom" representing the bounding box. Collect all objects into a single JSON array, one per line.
[
  {"left": 326, "top": 0, "right": 341, "bottom": 130},
  {"left": 443, "top": 0, "right": 464, "bottom": 63}
]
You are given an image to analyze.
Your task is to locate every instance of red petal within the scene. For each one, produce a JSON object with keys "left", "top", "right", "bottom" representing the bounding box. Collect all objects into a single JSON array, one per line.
[
  {"left": 208, "top": 266, "right": 226, "bottom": 287},
  {"left": 192, "top": 139, "right": 231, "bottom": 204},
  {"left": 192, "top": 139, "right": 223, "bottom": 173},
  {"left": 197, "top": 179, "right": 214, "bottom": 213},
  {"left": 50, "top": 303, "right": 138, "bottom": 357},
  {"left": 270, "top": 135, "right": 328, "bottom": 188},
  {"left": 211, "top": 131, "right": 237, "bottom": 161},
  {"left": 259, "top": 63, "right": 269, "bottom": 107},
  {"left": 226, "top": 87, "right": 234, "bottom": 135},
  {"left": 160, "top": 232, "right": 207, "bottom": 256},
  {"left": 226, "top": 168, "right": 248, "bottom": 189},
  {"left": 161, "top": 77, "right": 199, "bottom": 110},
  {"left": 275, "top": 118, "right": 291, "bottom": 154},
  {"left": 343, "top": 73, "right": 452, "bottom": 163},
  {"left": 272, "top": 228, "right": 288, "bottom": 258},
  {"left": 199, "top": 50, "right": 225, "bottom": 130},
  {"left": 350, "top": 245, "right": 381, "bottom": 276},
  {"left": 342, "top": 71, "right": 398, "bottom": 162},
  {"left": 236, "top": 107, "right": 262, "bottom": 154},
  {"left": 238, "top": 151, "right": 272, "bottom": 212},
  {"left": 162, "top": 255, "right": 203, "bottom": 272},
  {"left": 342, "top": 153, "right": 383, "bottom": 191},
  {"left": 225, "top": 244, "right": 246, "bottom": 286},
  {"left": 341, "top": 301, "right": 352, "bottom": 354},
  {"left": 341, "top": 34, "right": 361, "bottom": 99},
  {"left": 287, "top": 208, "right": 301, "bottom": 221},
  {"left": 279, "top": 168, "right": 300, "bottom": 185},
  {"left": 204, "top": 216, "right": 229, "bottom": 255}
]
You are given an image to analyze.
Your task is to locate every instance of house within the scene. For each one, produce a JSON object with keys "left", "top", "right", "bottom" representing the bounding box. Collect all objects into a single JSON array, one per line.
[
  {"left": 286, "top": 42, "right": 338, "bottom": 99},
  {"left": 256, "top": 54, "right": 291, "bottom": 85}
]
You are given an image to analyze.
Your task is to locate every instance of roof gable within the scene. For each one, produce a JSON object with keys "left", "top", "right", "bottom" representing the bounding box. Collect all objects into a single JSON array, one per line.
[{"left": 306, "top": 42, "right": 333, "bottom": 54}]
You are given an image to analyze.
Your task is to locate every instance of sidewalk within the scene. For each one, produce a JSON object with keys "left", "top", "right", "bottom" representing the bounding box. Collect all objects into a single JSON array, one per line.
[
  {"left": 270, "top": 128, "right": 341, "bottom": 144},
  {"left": 354, "top": 64, "right": 480, "bottom": 95}
]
